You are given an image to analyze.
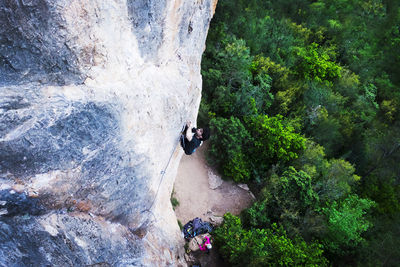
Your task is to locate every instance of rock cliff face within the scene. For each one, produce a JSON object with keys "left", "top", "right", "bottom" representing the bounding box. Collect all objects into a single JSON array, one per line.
[{"left": 0, "top": 0, "right": 217, "bottom": 266}]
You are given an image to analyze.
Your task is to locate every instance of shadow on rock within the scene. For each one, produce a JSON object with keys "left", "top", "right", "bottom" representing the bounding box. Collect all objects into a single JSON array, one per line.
[{"left": 0, "top": 190, "right": 45, "bottom": 217}]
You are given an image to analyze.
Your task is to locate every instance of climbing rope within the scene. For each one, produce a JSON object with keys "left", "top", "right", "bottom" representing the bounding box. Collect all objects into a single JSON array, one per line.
[{"left": 139, "top": 125, "right": 186, "bottom": 220}]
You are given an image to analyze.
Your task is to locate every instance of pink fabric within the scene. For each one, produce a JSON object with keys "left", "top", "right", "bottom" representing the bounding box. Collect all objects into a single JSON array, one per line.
[{"left": 199, "top": 236, "right": 211, "bottom": 251}]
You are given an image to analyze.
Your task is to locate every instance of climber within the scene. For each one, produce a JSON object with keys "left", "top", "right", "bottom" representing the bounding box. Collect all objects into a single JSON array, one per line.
[{"left": 181, "top": 121, "right": 210, "bottom": 155}]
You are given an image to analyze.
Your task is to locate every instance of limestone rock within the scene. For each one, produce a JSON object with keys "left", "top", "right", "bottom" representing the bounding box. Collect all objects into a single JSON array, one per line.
[
  {"left": 238, "top": 183, "right": 250, "bottom": 191},
  {"left": 184, "top": 252, "right": 198, "bottom": 266},
  {"left": 0, "top": 0, "right": 217, "bottom": 265},
  {"left": 188, "top": 233, "right": 211, "bottom": 252},
  {"left": 237, "top": 184, "right": 256, "bottom": 200},
  {"left": 209, "top": 215, "right": 224, "bottom": 226},
  {"left": 207, "top": 168, "right": 223, "bottom": 190}
]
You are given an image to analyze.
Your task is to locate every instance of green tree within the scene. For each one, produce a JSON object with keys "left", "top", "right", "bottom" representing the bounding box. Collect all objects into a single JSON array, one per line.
[
  {"left": 316, "top": 159, "right": 360, "bottom": 203},
  {"left": 361, "top": 175, "right": 400, "bottom": 215},
  {"left": 293, "top": 139, "right": 326, "bottom": 179},
  {"left": 208, "top": 116, "right": 251, "bottom": 182},
  {"left": 294, "top": 43, "right": 342, "bottom": 85},
  {"left": 279, "top": 167, "right": 319, "bottom": 211},
  {"left": 305, "top": 106, "right": 344, "bottom": 157},
  {"left": 294, "top": 140, "right": 360, "bottom": 203},
  {"left": 200, "top": 0, "right": 400, "bottom": 265},
  {"left": 245, "top": 114, "right": 306, "bottom": 167},
  {"left": 359, "top": 122, "right": 400, "bottom": 216},
  {"left": 359, "top": 213, "right": 400, "bottom": 266},
  {"left": 202, "top": 37, "right": 273, "bottom": 119},
  {"left": 322, "top": 194, "right": 375, "bottom": 255},
  {"left": 251, "top": 55, "right": 300, "bottom": 114},
  {"left": 214, "top": 213, "right": 327, "bottom": 266},
  {"left": 243, "top": 167, "right": 319, "bottom": 236}
]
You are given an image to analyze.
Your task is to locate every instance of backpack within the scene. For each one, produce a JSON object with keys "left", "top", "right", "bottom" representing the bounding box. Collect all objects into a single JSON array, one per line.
[
  {"left": 183, "top": 220, "right": 195, "bottom": 239},
  {"left": 196, "top": 222, "right": 213, "bottom": 235},
  {"left": 192, "top": 217, "right": 202, "bottom": 231},
  {"left": 183, "top": 217, "right": 214, "bottom": 240}
]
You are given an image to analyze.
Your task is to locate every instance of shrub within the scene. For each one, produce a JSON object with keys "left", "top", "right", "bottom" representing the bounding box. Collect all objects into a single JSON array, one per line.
[{"left": 214, "top": 213, "right": 327, "bottom": 266}]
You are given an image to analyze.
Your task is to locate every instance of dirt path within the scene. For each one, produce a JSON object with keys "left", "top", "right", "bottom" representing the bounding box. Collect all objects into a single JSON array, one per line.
[
  {"left": 173, "top": 143, "right": 254, "bottom": 266},
  {"left": 174, "top": 143, "right": 254, "bottom": 224}
]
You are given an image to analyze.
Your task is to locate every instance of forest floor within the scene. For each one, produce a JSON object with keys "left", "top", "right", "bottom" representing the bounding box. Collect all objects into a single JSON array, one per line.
[{"left": 173, "top": 142, "right": 255, "bottom": 267}]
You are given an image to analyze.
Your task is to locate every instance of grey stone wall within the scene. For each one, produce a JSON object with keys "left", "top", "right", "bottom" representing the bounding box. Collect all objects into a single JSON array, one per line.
[
  {"left": 0, "top": 0, "right": 217, "bottom": 265},
  {"left": 0, "top": 0, "right": 84, "bottom": 85}
]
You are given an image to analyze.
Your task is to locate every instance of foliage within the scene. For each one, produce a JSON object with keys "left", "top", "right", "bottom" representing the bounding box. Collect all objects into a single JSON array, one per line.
[
  {"left": 208, "top": 114, "right": 306, "bottom": 182},
  {"left": 322, "top": 195, "right": 375, "bottom": 255},
  {"left": 295, "top": 140, "right": 360, "bottom": 202},
  {"left": 170, "top": 197, "right": 179, "bottom": 209},
  {"left": 279, "top": 167, "right": 319, "bottom": 211},
  {"left": 244, "top": 114, "right": 306, "bottom": 166},
  {"left": 170, "top": 189, "right": 180, "bottom": 210},
  {"left": 316, "top": 159, "right": 360, "bottom": 203},
  {"left": 293, "top": 139, "right": 326, "bottom": 178},
  {"left": 251, "top": 55, "right": 299, "bottom": 114},
  {"left": 361, "top": 175, "right": 400, "bottom": 215},
  {"left": 208, "top": 116, "right": 251, "bottom": 182},
  {"left": 306, "top": 106, "right": 344, "bottom": 157},
  {"left": 243, "top": 167, "right": 319, "bottom": 235},
  {"left": 200, "top": 0, "right": 400, "bottom": 264},
  {"left": 202, "top": 37, "right": 274, "bottom": 119},
  {"left": 358, "top": 214, "right": 400, "bottom": 266},
  {"left": 241, "top": 198, "right": 270, "bottom": 229},
  {"left": 294, "top": 43, "right": 342, "bottom": 85},
  {"left": 214, "top": 213, "right": 327, "bottom": 266}
]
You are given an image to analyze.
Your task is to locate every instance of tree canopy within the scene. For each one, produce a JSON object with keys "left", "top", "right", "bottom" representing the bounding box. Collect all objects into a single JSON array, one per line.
[{"left": 200, "top": 0, "right": 400, "bottom": 265}]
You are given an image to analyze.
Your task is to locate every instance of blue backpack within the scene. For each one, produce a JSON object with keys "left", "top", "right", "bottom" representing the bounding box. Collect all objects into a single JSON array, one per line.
[{"left": 182, "top": 217, "right": 213, "bottom": 240}]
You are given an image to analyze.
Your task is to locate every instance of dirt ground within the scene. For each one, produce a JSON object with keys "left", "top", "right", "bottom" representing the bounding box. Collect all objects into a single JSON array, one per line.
[{"left": 173, "top": 143, "right": 254, "bottom": 267}]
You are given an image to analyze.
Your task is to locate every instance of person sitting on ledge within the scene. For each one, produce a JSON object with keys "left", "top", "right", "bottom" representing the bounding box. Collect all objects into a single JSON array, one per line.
[
  {"left": 199, "top": 235, "right": 212, "bottom": 254},
  {"left": 181, "top": 121, "right": 210, "bottom": 155}
]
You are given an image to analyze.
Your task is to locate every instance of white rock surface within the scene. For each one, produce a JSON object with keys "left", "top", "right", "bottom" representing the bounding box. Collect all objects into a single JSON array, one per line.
[
  {"left": 209, "top": 215, "right": 224, "bottom": 226},
  {"left": 0, "top": 0, "right": 217, "bottom": 266},
  {"left": 208, "top": 168, "right": 224, "bottom": 190},
  {"left": 238, "top": 183, "right": 250, "bottom": 191}
]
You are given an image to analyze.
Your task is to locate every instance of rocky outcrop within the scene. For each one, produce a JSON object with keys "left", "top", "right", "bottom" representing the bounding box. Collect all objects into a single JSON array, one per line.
[{"left": 0, "top": 0, "right": 217, "bottom": 266}]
